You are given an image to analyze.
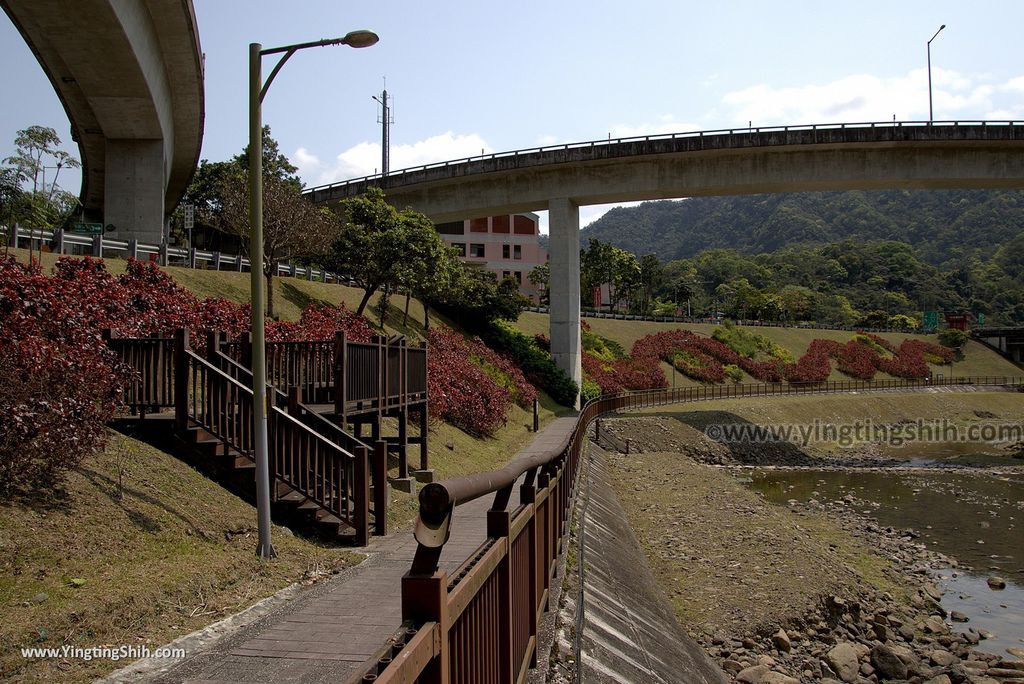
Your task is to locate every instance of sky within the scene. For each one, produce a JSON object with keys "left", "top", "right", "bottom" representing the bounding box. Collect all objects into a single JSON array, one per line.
[{"left": 3, "top": 0, "right": 1024, "bottom": 233}]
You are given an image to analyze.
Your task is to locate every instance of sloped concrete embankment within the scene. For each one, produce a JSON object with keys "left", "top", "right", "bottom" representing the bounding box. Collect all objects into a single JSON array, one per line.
[{"left": 564, "top": 441, "right": 728, "bottom": 683}]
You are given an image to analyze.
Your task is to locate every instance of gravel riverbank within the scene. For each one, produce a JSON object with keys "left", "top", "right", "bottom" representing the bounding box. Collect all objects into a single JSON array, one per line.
[{"left": 603, "top": 414, "right": 1024, "bottom": 684}]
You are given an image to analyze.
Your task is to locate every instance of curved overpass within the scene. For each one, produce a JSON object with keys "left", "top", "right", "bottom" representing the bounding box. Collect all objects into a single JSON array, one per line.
[
  {"left": 307, "top": 121, "right": 1024, "bottom": 403},
  {"left": 2, "top": 0, "right": 204, "bottom": 243}
]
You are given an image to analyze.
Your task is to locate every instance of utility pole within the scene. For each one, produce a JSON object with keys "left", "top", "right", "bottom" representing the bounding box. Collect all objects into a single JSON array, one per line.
[{"left": 372, "top": 80, "right": 393, "bottom": 176}]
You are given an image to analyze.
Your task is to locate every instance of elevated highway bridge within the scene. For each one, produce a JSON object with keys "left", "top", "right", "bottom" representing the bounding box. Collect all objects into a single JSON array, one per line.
[
  {"left": 2, "top": 0, "right": 204, "bottom": 244},
  {"left": 307, "top": 120, "right": 1024, "bottom": 402}
]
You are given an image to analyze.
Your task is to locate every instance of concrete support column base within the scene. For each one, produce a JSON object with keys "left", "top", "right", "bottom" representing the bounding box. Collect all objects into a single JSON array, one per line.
[
  {"left": 412, "top": 469, "right": 436, "bottom": 484},
  {"left": 389, "top": 477, "right": 417, "bottom": 494}
]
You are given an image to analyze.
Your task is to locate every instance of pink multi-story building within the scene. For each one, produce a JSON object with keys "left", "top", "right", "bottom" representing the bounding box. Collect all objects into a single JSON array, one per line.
[{"left": 435, "top": 212, "right": 548, "bottom": 303}]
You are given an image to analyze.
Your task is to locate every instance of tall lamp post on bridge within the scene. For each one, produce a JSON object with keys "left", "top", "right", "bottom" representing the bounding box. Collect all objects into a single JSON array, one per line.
[
  {"left": 248, "top": 30, "right": 379, "bottom": 559},
  {"left": 927, "top": 24, "right": 945, "bottom": 122}
]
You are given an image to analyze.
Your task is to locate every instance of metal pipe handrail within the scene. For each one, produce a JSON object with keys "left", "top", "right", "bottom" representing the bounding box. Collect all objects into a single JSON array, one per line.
[{"left": 305, "top": 119, "right": 1024, "bottom": 194}]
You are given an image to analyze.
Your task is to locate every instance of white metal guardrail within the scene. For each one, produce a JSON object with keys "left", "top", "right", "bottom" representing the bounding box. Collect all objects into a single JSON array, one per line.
[{"left": 1, "top": 223, "right": 341, "bottom": 283}]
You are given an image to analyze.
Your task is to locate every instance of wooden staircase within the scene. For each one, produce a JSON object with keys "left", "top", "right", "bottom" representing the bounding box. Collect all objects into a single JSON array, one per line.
[{"left": 105, "top": 328, "right": 417, "bottom": 546}]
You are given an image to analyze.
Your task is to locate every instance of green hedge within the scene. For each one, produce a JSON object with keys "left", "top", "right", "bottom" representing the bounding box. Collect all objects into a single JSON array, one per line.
[{"left": 485, "top": 321, "right": 579, "bottom": 406}]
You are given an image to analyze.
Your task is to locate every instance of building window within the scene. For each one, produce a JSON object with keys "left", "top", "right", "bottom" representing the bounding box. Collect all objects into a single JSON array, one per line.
[
  {"left": 513, "top": 214, "right": 536, "bottom": 235},
  {"left": 492, "top": 215, "right": 510, "bottom": 233},
  {"left": 513, "top": 245, "right": 522, "bottom": 260},
  {"left": 470, "top": 243, "right": 486, "bottom": 258},
  {"left": 436, "top": 221, "right": 465, "bottom": 235},
  {"left": 469, "top": 218, "right": 489, "bottom": 233},
  {"left": 514, "top": 271, "right": 522, "bottom": 285},
  {"left": 451, "top": 242, "right": 466, "bottom": 257},
  {"left": 502, "top": 244, "right": 510, "bottom": 259},
  {"left": 502, "top": 270, "right": 511, "bottom": 280}
]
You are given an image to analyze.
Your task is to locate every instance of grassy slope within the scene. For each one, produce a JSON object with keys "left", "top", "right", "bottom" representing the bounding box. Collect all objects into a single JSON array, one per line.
[
  {"left": 6, "top": 247, "right": 437, "bottom": 338},
  {"left": 516, "top": 310, "right": 1020, "bottom": 384},
  {"left": 0, "top": 432, "right": 360, "bottom": 683}
]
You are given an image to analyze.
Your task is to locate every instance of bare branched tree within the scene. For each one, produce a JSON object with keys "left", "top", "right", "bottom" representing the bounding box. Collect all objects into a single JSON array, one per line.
[{"left": 219, "top": 175, "right": 337, "bottom": 319}]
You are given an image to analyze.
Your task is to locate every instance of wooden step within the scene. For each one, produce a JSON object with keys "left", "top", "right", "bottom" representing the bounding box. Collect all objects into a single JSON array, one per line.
[{"left": 276, "top": 490, "right": 307, "bottom": 505}]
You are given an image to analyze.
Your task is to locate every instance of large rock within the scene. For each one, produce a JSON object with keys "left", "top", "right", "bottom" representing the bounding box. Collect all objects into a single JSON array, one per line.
[
  {"left": 761, "top": 673, "right": 799, "bottom": 684},
  {"left": 772, "top": 629, "right": 792, "bottom": 653},
  {"left": 871, "top": 644, "right": 909, "bottom": 680},
  {"left": 930, "top": 649, "right": 957, "bottom": 667},
  {"left": 736, "top": 664, "right": 769, "bottom": 683},
  {"left": 826, "top": 642, "right": 862, "bottom": 683},
  {"left": 924, "top": 676, "right": 952, "bottom": 684}
]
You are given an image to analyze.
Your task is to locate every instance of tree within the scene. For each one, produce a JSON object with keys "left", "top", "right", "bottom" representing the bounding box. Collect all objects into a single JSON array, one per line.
[
  {"left": 173, "top": 126, "right": 300, "bottom": 246},
  {"left": 325, "top": 187, "right": 450, "bottom": 317},
  {"left": 4, "top": 125, "right": 80, "bottom": 195},
  {"left": 230, "top": 125, "right": 301, "bottom": 187},
  {"left": 580, "top": 239, "right": 640, "bottom": 311},
  {"left": 1, "top": 126, "right": 81, "bottom": 232},
  {"left": 431, "top": 264, "right": 527, "bottom": 328},
  {"left": 527, "top": 263, "right": 550, "bottom": 304},
  {"left": 636, "top": 254, "right": 664, "bottom": 314},
  {"left": 219, "top": 175, "right": 337, "bottom": 319}
]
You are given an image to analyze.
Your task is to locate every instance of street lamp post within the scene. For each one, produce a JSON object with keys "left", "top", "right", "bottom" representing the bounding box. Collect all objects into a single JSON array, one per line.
[
  {"left": 927, "top": 24, "right": 945, "bottom": 122},
  {"left": 248, "top": 30, "right": 378, "bottom": 559}
]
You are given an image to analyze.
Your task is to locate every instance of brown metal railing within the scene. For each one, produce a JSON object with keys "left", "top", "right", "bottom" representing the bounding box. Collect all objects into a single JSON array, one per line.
[{"left": 368, "top": 374, "right": 1024, "bottom": 683}]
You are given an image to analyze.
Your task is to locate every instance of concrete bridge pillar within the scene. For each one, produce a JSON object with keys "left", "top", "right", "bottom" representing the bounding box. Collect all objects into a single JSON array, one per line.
[
  {"left": 104, "top": 139, "right": 167, "bottom": 245},
  {"left": 548, "top": 197, "right": 582, "bottom": 407}
]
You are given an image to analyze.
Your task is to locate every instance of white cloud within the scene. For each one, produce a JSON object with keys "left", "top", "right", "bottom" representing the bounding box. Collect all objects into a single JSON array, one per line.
[
  {"left": 296, "top": 131, "right": 494, "bottom": 187},
  {"left": 607, "top": 115, "right": 702, "bottom": 139},
  {"left": 719, "top": 68, "right": 1024, "bottom": 126}
]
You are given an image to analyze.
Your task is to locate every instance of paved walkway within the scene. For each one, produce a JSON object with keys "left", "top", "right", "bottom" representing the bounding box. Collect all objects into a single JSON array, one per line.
[{"left": 146, "top": 417, "right": 579, "bottom": 684}]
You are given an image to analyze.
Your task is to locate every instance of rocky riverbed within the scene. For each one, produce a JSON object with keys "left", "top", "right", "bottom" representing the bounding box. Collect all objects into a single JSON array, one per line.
[
  {"left": 601, "top": 414, "right": 1024, "bottom": 684},
  {"left": 699, "top": 492, "right": 1024, "bottom": 683}
]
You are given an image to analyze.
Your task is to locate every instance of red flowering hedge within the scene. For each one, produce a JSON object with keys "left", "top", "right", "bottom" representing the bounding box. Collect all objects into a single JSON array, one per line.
[
  {"left": 1, "top": 257, "right": 132, "bottom": 495},
  {"left": 427, "top": 325, "right": 516, "bottom": 437},
  {"left": 632, "top": 328, "right": 955, "bottom": 386},
  {"left": 582, "top": 352, "right": 666, "bottom": 395},
  {"left": 0, "top": 256, "right": 378, "bottom": 494}
]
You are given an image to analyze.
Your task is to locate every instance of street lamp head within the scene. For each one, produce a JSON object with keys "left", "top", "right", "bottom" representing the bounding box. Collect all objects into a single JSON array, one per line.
[{"left": 342, "top": 30, "right": 379, "bottom": 48}]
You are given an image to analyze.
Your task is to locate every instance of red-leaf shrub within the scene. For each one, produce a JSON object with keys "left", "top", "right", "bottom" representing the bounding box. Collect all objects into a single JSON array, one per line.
[
  {"left": 427, "top": 325, "right": 512, "bottom": 437},
  {"left": 834, "top": 340, "right": 879, "bottom": 380},
  {"left": 673, "top": 349, "right": 725, "bottom": 383},
  {"left": 582, "top": 352, "right": 666, "bottom": 394},
  {"left": 0, "top": 257, "right": 132, "bottom": 495},
  {"left": 265, "top": 303, "right": 374, "bottom": 343}
]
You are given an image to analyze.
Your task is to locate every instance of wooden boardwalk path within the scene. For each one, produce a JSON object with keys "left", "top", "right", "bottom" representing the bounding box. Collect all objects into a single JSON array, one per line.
[{"left": 147, "top": 417, "right": 578, "bottom": 684}]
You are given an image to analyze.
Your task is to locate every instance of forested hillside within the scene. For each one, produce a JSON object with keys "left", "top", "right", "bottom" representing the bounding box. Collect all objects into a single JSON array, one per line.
[
  {"left": 572, "top": 190, "right": 1024, "bottom": 324},
  {"left": 582, "top": 190, "right": 1024, "bottom": 266}
]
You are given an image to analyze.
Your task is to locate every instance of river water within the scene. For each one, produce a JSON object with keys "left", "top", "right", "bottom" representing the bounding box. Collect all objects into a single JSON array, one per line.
[{"left": 747, "top": 467, "right": 1024, "bottom": 657}]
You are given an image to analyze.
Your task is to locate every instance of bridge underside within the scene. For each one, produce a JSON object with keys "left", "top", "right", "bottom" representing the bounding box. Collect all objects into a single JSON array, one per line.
[
  {"left": 2, "top": 0, "right": 204, "bottom": 242},
  {"left": 310, "top": 125, "right": 1024, "bottom": 403}
]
